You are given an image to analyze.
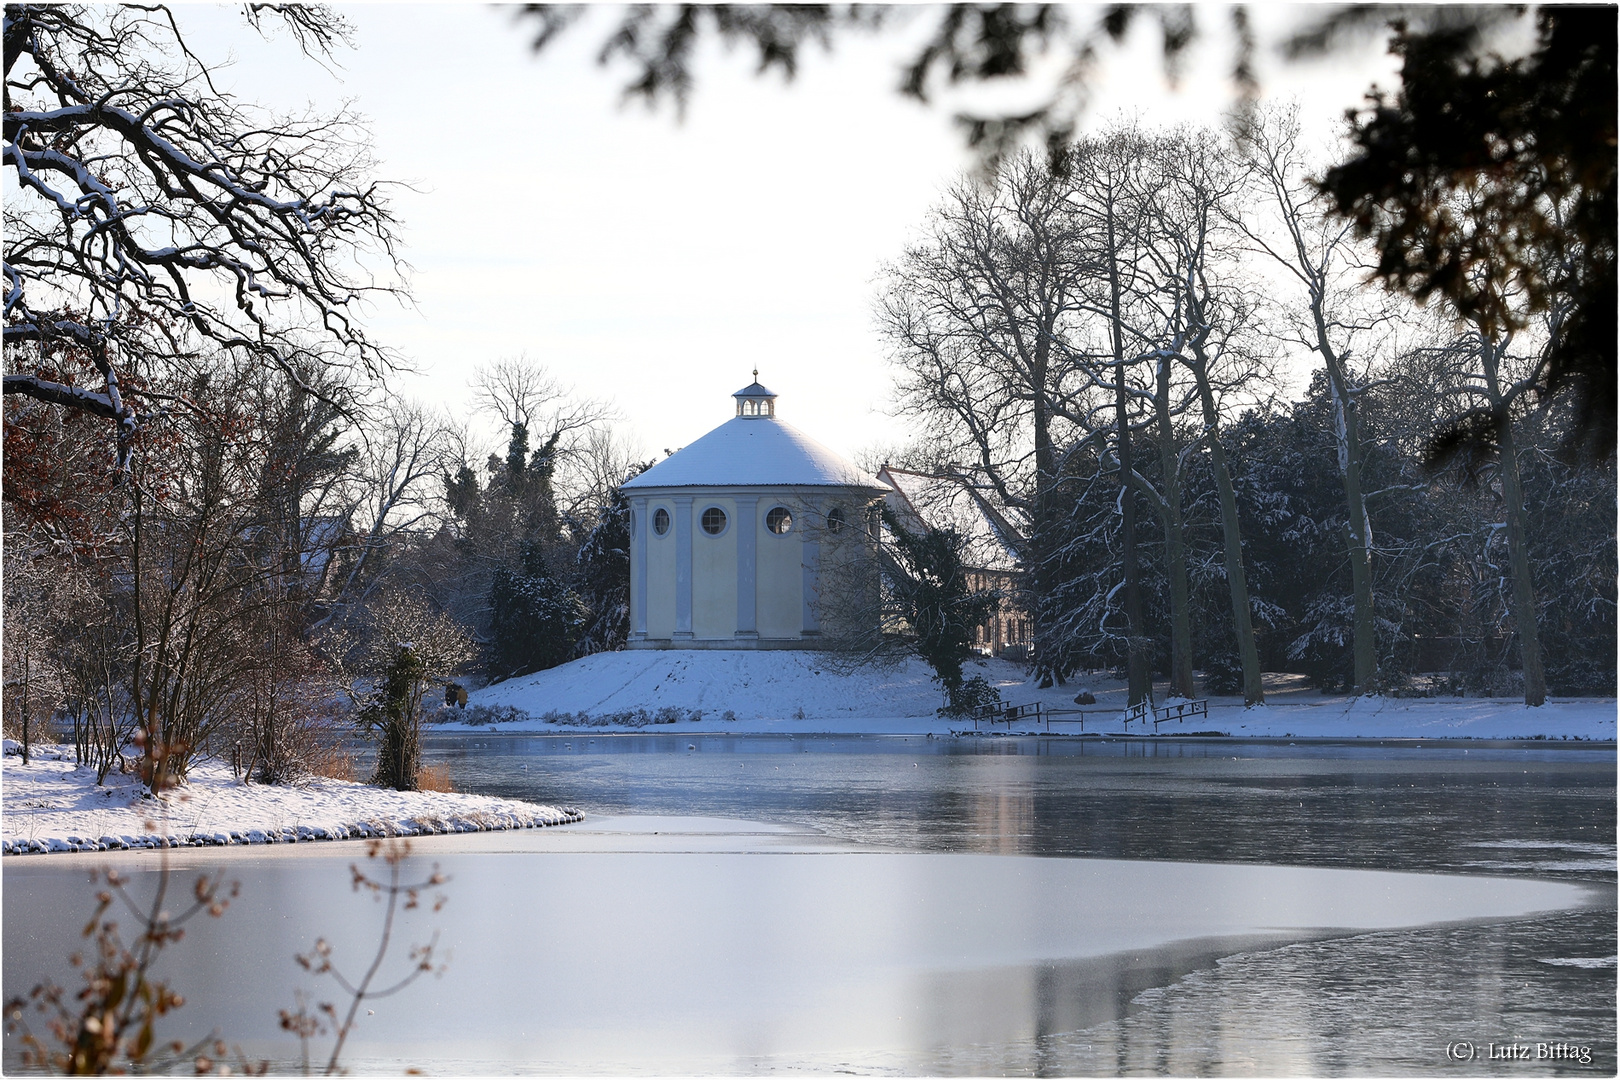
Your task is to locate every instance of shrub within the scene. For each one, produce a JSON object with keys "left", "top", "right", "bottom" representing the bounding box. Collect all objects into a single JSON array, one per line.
[
  {"left": 940, "top": 673, "right": 1001, "bottom": 717},
  {"left": 537, "top": 707, "right": 702, "bottom": 727},
  {"left": 456, "top": 704, "right": 532, "bottom": 727}
]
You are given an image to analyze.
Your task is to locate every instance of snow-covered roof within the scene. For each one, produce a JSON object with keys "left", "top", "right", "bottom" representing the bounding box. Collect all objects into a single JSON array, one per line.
[
  {"left": 622, "top": 414, "right": 889, "bottom": 491},
  {"left": 878, "top": 466, "right": 1023, "bottom": 573},
  {"left": 732, "top": 380, "right": 776, "bottom": 400}
]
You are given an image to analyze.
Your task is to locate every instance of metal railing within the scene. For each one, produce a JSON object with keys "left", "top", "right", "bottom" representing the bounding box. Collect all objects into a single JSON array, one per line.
[
  {"left": 1151, "top": 698, "right": 1209, "bottom": 730},
  {"left": 969, "top": 701, "right": 1044, "bottom": 729},
  {"left": 968, "top": 697, "right": 1209, "bottom": 733}
]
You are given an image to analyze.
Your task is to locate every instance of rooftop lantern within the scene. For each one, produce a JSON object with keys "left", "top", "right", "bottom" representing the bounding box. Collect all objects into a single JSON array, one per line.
[{"left": 733, "top": 369, "right": 778, "bottom": 418}]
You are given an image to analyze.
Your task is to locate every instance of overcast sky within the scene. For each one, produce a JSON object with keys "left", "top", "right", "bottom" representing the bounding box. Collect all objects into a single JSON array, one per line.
[{"left": 181, "top": 4, "right": 1409, "bottom": 467}]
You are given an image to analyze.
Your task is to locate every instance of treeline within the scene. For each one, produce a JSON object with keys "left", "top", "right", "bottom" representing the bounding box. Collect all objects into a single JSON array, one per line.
[
  {"left": 1, "top": 5, "right": 650, "bottom": 790},
  {"left": 878, "top": 111, "right": 1615, "bottom": 705},
  {"left": 2, "top": 354, "right": 640, "bottom": 786}
]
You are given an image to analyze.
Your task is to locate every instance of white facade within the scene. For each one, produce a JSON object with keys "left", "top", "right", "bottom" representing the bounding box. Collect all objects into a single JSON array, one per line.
[{"left": 622, "top": 380, "right": 889, "bottom": 650}]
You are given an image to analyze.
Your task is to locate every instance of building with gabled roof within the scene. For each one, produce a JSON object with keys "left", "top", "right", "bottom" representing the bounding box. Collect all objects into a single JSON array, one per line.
[{"left": 876, "top": 465, "right": 1033, "bottom": 660}]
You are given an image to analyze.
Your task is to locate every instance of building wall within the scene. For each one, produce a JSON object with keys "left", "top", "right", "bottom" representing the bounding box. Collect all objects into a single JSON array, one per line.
[
  {"left": 629, "top": 486, "right": 880, "bottom": 649},
  {"left": 757, "top": 495, "right": 805, "bottom": 639},
  {"left": 691, "top": 496, "right": 739, "bottom": 639},
  {"left": 644, "top": 499, "right": 678, "bottom": 638}
]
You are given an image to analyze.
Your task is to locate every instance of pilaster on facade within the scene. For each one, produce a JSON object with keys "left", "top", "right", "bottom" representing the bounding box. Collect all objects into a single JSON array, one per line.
[
  {"left": 673, "top": 496, "right": 694, "bottom": 639},
  {"left": 735, "top": 495, "right": 760, "bottom": 637},
  {"left": 632, "top": 496, "right": 649, "bottom": 638}
]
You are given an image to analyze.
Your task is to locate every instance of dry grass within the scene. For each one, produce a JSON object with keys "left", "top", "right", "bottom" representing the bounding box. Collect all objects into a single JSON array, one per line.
[
  {"left": 416, "top": 764, "right": 453, "bottom": 793},
  {"left": 308, "top": 745, "right": 357, "bottom": 783}
]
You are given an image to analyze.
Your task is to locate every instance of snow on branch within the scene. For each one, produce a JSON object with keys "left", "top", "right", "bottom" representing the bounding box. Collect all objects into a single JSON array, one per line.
[{"left": 3, "top": 4, "right": 405, "bottom": 469}]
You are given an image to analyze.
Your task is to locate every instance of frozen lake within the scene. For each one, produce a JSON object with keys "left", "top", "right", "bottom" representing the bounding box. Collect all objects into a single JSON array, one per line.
[{"left": 4, "top": 734, "right": 1614, "bottom": 1074}]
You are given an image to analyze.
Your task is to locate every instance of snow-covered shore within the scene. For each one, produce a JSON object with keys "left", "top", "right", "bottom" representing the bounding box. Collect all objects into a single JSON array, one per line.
[
  {"left": 445, "top": 650, "right": 1617, "bottom": 741},
  {"left": 0, "top": 742, "right": 581, "bottom": 857}
]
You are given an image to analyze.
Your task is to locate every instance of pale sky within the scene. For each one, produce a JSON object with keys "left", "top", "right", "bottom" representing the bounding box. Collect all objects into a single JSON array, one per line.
[{"left": 179, "top": 4, "right": 1407, "bottom": 466}]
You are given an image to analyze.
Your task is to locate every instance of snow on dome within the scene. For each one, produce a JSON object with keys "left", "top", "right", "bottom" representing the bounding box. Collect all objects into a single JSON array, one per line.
[{"left": 623, "top": 415, "right": 888, "bottom": 490}]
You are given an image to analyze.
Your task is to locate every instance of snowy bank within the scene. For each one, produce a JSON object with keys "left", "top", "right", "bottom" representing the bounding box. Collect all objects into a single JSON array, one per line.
[
  {"left": 442, "top": 651, "right": 1617, "bottom": 741},
  {"left": 1, "top": 743, "right": 581, "bottom": 857},
  {"left": 463, "top": 650, "right": 954, "bottom": 724}
]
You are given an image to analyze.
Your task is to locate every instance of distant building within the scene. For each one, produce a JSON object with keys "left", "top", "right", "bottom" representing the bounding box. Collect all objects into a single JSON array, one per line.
[
  {"left": 876, "top": 465, "right": 1032, "bottom": 660},
  {"left": 621, "top": 378, "right": 890, "bottom": 649}
]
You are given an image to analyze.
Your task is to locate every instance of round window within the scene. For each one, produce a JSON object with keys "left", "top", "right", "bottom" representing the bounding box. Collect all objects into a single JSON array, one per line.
[
  {"left": 653, "top": 508, "right": 670, "bottom": 536},
  {"left": 766, "top": 506, "right": 793, "bottom": 534},
  {"left": 701, "top": 507, "right": 727, "bottom": 535},
  {"left": 826, "top": 507, "right": 845, "bottom": 533}
]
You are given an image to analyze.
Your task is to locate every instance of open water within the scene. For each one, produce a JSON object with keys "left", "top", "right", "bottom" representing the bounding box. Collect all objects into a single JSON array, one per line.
[{"left": 3, "top": 733, "right": 1614, "bottom": 1075}]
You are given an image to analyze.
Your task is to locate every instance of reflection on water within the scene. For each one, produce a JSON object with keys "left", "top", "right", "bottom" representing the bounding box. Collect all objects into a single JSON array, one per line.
[
  {"left": 0, "top": 844, "right": 1601, "bottom": 1075},
  {"left": 423, "top": 733, "right": 1616, "bottom": 880},
  {"left": 945, "top": 909, "right": 1619, "bottom": 1077}
]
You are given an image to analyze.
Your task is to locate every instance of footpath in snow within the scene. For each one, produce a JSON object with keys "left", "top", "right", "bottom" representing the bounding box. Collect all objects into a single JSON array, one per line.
[
  {"left": 446, "top": 650, "right": 1617, "bottom": 741},
  {"left": 1, "top": 742, "right": 581, "bottom": 857}
]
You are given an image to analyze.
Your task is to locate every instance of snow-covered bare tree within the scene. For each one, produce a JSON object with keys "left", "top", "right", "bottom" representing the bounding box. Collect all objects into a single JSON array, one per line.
[
  {"left": 337, "top": 588, "right": 475, "bottom": 790},
  {"left": 1, "top": 540, "right": 70, "bottom": 762},
  {"left": 877, "top": 151, "right": 1089, "bottom": 680},
  {"left": 314, "top": 399, "right": 456, "bottom": 632},
  {"left": 3, "top": 4, "right": 405, "bottom": 473},
  {"left": 1425, "top": 313, "right": 1551, "bottom": 707},
  {"left": 1235, "top": 106, "right": 1404, "bottom": 696},
  {"left": 1060, "top": 126, "right": 1180, "bottom": 704},
  {"left": 1151, "top": 132, "right": 1272, "bottom": 705}
]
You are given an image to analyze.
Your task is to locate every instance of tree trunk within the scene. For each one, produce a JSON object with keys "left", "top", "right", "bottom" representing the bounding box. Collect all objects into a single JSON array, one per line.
[
  {"left": 1314, "top": 312, "right": 1378, "bottom": 695},
  {"left": 1482, "top": 341, "right": 1547, "bottom": 706},
  {"left": 19, "top": 651, "right": 30, "bottom": 766},
  {"left": 1031, "top": 329, "right": 1059, "bottom": 682},
  {"left": 1189, "top": 350, "right": 1265, "bottom": 705},
  {"left": 1106, "top": 233, "right": 1150, "bottom": 707},
  {"left": 1153, "top": 356, "right": 1197, "bottom": 698}
]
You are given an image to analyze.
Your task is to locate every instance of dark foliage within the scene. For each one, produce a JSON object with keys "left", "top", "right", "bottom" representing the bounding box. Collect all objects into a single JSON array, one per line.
[
  {"left": 572, "top": 465, "right": 651, "bottom": 657},
  {"left": 518, "top": 4, "right": 1247, "bottom": 171},
  {"left": 487, "top": 547, "right": 586, "bottom": 681},
  {"left": 1319, "top": 8, "right": 1617, "bottom": 461},
  {"left": 881, "top": 505, "right": 999, "bottom": 713}
]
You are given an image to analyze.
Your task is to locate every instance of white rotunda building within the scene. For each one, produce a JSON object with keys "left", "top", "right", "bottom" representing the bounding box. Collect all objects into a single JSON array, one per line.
[{"left": 622, "top": 378, "right": 890, "bottom": 649}]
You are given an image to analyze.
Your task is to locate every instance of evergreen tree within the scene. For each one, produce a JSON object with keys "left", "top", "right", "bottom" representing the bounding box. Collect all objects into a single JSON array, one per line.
[
  {"left": 444, "top": 464, "right": 480, "bottom": 520},
  {"left": 882, "top": 506, "right": 1000, "bottom": 714},
  {"left": 358, "top": 644, "right": 427, "bottom": 792},
  {"left": 573, "top": 476, "right": 644, "bottom": 657},
  {"left": 487, "top": 544, "right": 586, "bottom": 680}
]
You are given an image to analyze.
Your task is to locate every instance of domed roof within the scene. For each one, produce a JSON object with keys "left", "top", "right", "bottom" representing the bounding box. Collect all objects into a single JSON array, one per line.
[{"left": 622, "top": 415, "right": 888, "bottom": 491}]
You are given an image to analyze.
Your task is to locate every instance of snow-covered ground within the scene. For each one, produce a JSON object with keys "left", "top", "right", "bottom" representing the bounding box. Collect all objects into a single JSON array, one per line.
[
  {"left": 9, "top": 653, "right": 1608, "bottom": 858},
  {"left": 446, "top": 650, "right": 1617, "bottom": 741},
  {"left": 1, "top": 742, "right": 581, "bottom": 857}
]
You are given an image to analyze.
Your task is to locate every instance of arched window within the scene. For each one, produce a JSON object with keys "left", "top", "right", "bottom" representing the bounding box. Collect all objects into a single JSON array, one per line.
[
  {"left": 766, "top": 506, "right": 793, "bottom": 534},
  {"left": 826, "top": 507, "right": 845, "bottom": 533},
  {"left": 701, "top": 506, "right": 728, "bottom": 535},
  {"left": 653, "top": 508, "right": 670, "bottom": 536}
]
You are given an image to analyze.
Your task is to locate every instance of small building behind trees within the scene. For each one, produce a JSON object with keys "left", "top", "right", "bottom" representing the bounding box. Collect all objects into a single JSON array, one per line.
[
  {"left": 622, "top": 379, "right": 890, "bottom": 649},
  {"left": 876, "top": 466, "right": 1030, "bottom": 660}
]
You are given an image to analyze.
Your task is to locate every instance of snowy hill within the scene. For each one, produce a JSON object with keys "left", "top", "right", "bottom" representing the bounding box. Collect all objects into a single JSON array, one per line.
[
  {"left": 448, "top": 651, "right": 1616, "bottom": 740},
  {"left": 464, "top": 650, "right": 988, "bottom": 724}
]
